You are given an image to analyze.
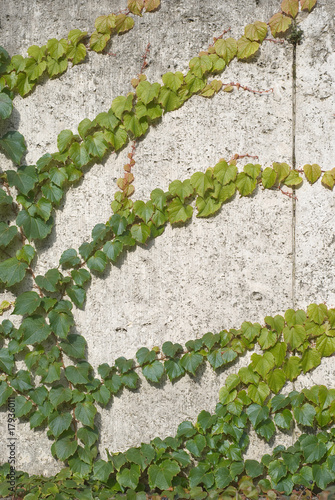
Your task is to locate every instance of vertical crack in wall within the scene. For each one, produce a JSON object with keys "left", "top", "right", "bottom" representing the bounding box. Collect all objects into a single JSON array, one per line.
[
  {"left": 292, "top": 41, "right": 297, "bottom": 311},
  {"left": 291, "top": 35, "right": 297, "bottom": 445}
]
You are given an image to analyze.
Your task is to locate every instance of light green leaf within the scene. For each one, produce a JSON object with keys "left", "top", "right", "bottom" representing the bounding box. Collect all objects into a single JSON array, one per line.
[
  {"left": 237, "top": 36, "right": 259, "bottom": 59},
  {"left": 214, "top": 38, "right": 237, "bottom": 64},
  {"left": 303, "top": 164, "right": 321, "bottom": 184},
  {"left": 162, "top": 71, "right": 184, "bottom": 92},
  {"left": 301, "top": 348, "right": 321, "bottom": 373},
  {"left": 236, "top": 172, "right": 257, "bottom": 196},
  {"left": 244, "top": 21, "right": 268, "bottom": 42},
  {"left": 167, "top": 198, "right": 193, "bottom": 224},
  {"left": 136, "top": 81, "right": 160, "bottom": 105},
  {"left": 274, "top": 409, "right": 293, "bottom": 430}
]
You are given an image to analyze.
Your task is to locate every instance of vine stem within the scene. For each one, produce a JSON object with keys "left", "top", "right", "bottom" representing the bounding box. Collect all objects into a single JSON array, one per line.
[{"left": 222, "top": 82, "right": 273, "bottom": 94}]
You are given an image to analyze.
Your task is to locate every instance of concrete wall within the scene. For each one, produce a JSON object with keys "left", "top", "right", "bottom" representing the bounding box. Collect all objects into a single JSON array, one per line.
[{"left": 0, "top": 0, "right": 334, "bottom": 476}]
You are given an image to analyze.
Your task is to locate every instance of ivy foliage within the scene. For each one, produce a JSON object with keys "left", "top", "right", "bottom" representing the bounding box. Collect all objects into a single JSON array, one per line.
[{"left": 0, "top": 0, "right": 333, "bottom": 498}]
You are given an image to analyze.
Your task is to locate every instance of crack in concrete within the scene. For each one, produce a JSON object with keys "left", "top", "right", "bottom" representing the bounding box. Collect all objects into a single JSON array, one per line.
[{"left": 292, "top": 41, "right": 297, "bottom": 312}]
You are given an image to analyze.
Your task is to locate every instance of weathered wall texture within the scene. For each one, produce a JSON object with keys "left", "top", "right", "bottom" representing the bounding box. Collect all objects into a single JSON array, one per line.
[{"left": 0, "top": 0, "right": 334, "bottom": 477}]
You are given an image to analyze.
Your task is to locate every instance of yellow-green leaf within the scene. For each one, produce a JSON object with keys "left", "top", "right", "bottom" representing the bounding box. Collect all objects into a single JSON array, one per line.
[
  {"left": 269, "top": 12, "right": 292, "bottom": 36},
  {"left": 281, "top": 0, "right": 299, "bottom": 18},
  {"left": 237, "top": 36, "right": 259, "bottom": 60}
]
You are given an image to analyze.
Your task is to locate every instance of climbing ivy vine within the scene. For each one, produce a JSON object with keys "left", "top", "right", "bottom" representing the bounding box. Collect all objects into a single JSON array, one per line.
[{"left": 1, "top": 0, "right": 335, "bottom": 498}]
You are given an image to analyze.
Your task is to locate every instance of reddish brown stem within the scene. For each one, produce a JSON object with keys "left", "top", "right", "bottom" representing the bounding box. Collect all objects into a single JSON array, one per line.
[{"left": 223, "top": 81, "right": 273, "bottom": 94}]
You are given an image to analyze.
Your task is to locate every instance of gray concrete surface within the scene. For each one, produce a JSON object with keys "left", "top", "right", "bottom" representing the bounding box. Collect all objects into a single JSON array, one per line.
[{"left": 0, "top": 0, "right": 334, "bottom": 477}]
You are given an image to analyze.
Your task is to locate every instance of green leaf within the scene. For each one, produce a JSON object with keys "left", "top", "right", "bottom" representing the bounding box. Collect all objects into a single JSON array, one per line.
[
  {"left": 48, "top": 308, "right": 74, "bottom": 339},
  {"left": 0, "top": 257, "right": 27, "bottom": 287},
  {"left": 67, "top": 42, "right": 87, "bottom": 65},
  {"left": 60, "top": 248, "right": 81, "bottom": 268},
  {"left": 16, "top": 210, "right": 53, "bottom": 240},
  {"left": 87, "top": 251, "right": 107, "bottom": 272},
  {"left": 283, "top": 169, "right": 303, "bottom": 187},
  {"left": 283, "top": 355, "right": 301, "bottom": 380},
  {"left": 268, "top": 460, "right": 287, "bottom": 483},
  {"left": 162, "top": 71, "right": 183, "bottom": 92},
  {"left": 0, "top": 348, "right": 14, "bottom": 375},
  {"left": 294, "top": 403, "right": 316, "bottom": 427},
  {"left": 21, "top": 315, "right": 52, "bottom": 345},
  {"left": 245, "top": 21, "right": 268, "bottom": 42},
  {"left": 60, "top": 334, "right": 86, "bottom": 359},
  {"left": 167, "top": 198, "right": 193, "bottom": 224},
  {"left": 307, "top": 303, "right": 327, "bottom": 324},
  {"left": 190, "top": 171, "right": 214, "bottom": 197},
  {"left": 261, "top": 167, "right": 277, "bottom": 188},
  {"left": 13, "top": 291, "right": 41, "bottom": 315},
  {"left": 213, "top": 161, "right": 237, "bottom": 185},
  {"left": 142, "top": 360, "right": 164, "bottom": 383},
  {"left": 65, "top": 363, "right": 90, "bottom": 385},
  {"left": 148, "top": 460, "right": 180, "bottom": 490},
  {"left": 246, "top": 403, "right": 269, "bottom": 427},
  {"left": 47, "top": 38, "right": 67, "bottom": 59},
  {"left": 15, "top": 73, "right": 34, "bottom": 96},
  {"left": 0, "top": 222, "right": 18, "bottom": 247},
  {"left": 71, "top": 269, "right": 91, "bottom": 287},
  {"left": 236, "top": 172, "right": 257, "bottom": 196},
  {"left": 303, "top": 163, "right": 321, "bottom": 184},
  {"left": 248, "top": 381, "right": 270, "bottom": 404},
  {"left": 48, "top": 411, "right": 72, "bottom": 437},
  {"left": 0, "top": 131, "right": 26, "bottom": 164},
  {"left": 49, "top": 386, "right": 72, "bottom": 407},
  {"left": 274, "top": 409, "right": 293, "bottom": 430},
  {"left": 301, "top": 435, "right": 327, "bottom": 463},
  {"left": 258, "top": 329, "right": 277, "bottom": 350},
  {"left": 130, "top": 223, "right": 151, "bottom": 244},
  {"left": 0, "top": 381, "right": 13, "bottom": 406},
  {"left": 69, "top": 142, "right": 91, "bottom": 168},
  {"left": 52, "top": 434, "right": 78, "bottom": 461},
  {"left": 316, "top": 334, "right": 335, "bottom": 357},
  {"left": 85, "top": 132, "right": 108, "bottom": 159},
  {"left": 189, "top": 55, "right": 212, "bottom": 77},
  {"left": 312, "top": 463, "right": 334, "bottom": 490},
  {"left": 189, "top": 464, "right": 214, "bottom": 489},
  {"left": 301, "top": 348, "right": 321, "bottom": 373},
  {"left": 75, "top": 402, "right": 97, "bottom": 428},
  {"left": 103, "top": 240, "right": 123, "bottom": 262},
  {"left": 115, "top": 13, "right": 135, "bottom": 33},
  {"left": 283, "top": 325, "right": 306, "bottom": 350},
  {"left": 158, "top": 87, "right": 182, "bottom": 112},
  {"left": 41, "top": 182, "right": 63, "bottom": 204},
  {"left": 93, "top": 459, "right": 114, "bottom": 483},
  {"left": 237, "top": 36, "right": 259, "bottom": 59},
  {"left": 245, "top": 460, "right": 264, "bottom": 478},
  {"left": 266, "top": 369, "right": 286, "bottom": 394},
  {"left": 215, "top": 466, "right": 232, "bottom": 488},
  {"left": 214, "top": 38, "right": 237, "bottom": 64},
  {"left": 136, "top": 81, "right": 160, "bottom": 105},
  {"left": 273, "top": 162, "right": 290, "bottom": 183},
  {"left": 251, "top": 351, "right": 275, "bottom": 379},
  {"left": 111, "top": 94, "right": 134, "bottom": 119},
  {"left": 0, "top": 91, "right": 12, "bottom": 119},
  {"left": 57, "top": 129, "right": 74, "bottom": 153},
  {"left": 46, "top": 56, "right": 68, "bottom": 77},
  {"left": 180, "top": 352, "right": 203, "bottom": 376},
  {"left": 164, "top": 359, "right": 184, "bottom": 381},
  {"left": 269, "top": 12, "right": 292, "bottom": 36},
  {"left": 186, "top": 434, "right": 206, "bottom": 457},
  {"left": 35, "top": 268, "right": 61, "bottom": 293},
  {"left": 15, "top": 395, "right": 33, "bottom": 417}
]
